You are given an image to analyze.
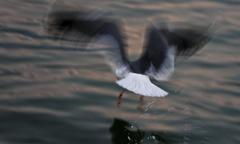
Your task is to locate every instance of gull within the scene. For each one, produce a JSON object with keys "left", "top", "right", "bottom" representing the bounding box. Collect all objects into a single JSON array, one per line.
[{"left": 46, "top": 10, "right": 213, "bottom": 99}]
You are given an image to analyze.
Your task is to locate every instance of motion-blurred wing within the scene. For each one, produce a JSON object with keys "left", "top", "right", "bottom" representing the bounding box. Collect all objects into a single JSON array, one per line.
[
  {"left": 139, "top": 26, "right": 175, "bottom": 81},
  {"left": 46, "top": 10, "right": 130, "bottom": 77},
  {"left": 155, "top": 23, "right": 213, "bottom": 57},
  {"left": 141, "top": 23, "right": 212, "bottom": 81}
]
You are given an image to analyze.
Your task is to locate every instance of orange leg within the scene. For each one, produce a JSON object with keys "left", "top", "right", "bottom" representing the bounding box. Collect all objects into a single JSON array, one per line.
[{"left": 117, "top": 91, "right": 124, "bottom": 107}]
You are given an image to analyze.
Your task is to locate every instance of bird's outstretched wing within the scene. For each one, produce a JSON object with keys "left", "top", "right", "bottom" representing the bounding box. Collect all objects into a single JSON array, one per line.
[
  {"left": 155, "top": 23, "right": 213, "bottom": 57},
  {"left": 139, "top": 23, "right": 212, "bottom": 81},
  {"left": 46, "top": 10, "right": 130, "bottom": 78}
]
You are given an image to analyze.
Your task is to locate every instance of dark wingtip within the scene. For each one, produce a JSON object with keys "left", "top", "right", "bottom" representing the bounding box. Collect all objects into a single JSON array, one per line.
[
  {"left": 46, "top": 11, "right": 82, "bottom": 34},
  {"left": 177, "top": 22, "right": 216, "bottom": 57}
]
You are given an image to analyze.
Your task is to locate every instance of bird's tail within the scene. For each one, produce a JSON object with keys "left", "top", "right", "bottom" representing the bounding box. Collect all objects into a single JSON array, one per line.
[{"left": 116, "top": 73, "right": 168, "bottom": 97}]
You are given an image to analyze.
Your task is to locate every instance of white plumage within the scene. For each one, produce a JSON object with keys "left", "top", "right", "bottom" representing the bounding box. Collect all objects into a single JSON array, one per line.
[{"left": 116, "top": 73, "right": 168, "bottom": 97}]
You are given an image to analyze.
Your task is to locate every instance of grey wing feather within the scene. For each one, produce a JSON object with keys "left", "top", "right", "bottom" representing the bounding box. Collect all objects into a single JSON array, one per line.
[
  {"left": 135, "top": 26, "right": 175, "bottom": 81},
  {"left": 155, "top": 23, "right": 213, "bottom": 57},
  {"left": 46, "top": 10, "right": 130, "bottom": 77},
  {"left": 140, "top": 23, "right": 213, "bottom": 81}
]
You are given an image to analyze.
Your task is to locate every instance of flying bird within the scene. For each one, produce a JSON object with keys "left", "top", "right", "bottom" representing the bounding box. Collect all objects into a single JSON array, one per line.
[{"left": 46, "top": 10, "right": 213, "bottom": 98}]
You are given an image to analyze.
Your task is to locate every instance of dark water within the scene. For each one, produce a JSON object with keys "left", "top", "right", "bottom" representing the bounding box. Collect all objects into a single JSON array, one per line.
[{"left": 0, "top": 0, "right": 239, "bottom": 144}]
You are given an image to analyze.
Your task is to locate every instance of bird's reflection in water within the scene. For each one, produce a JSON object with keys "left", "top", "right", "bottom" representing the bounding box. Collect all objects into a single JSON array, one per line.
[{"left": 109, "top": 118, "right": 184, "bottom": 144}]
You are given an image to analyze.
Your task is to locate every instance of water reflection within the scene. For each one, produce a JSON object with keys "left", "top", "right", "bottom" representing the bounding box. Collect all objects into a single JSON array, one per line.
[{"left": 110, "top": 118, "right": 184, "bottom": 144}]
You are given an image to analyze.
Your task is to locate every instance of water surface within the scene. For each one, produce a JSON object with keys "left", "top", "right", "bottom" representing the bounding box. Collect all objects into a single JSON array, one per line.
[{"left": 0, "top": 0, "right": 239, "bottom": 144}]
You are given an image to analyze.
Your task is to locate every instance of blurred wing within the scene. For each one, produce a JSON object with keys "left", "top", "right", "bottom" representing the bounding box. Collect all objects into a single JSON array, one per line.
[
  {"left": 155, "top": 23, "right": 213, "bottom": 57},
  {"left": 46, "top": 10, "right": 130, "bottom": 77},
  {"left": 141, "top": 23, "right": 212, "bottom": 81},
  {"left": 138, "top": 26, "right": 175, "bottom": 81}
]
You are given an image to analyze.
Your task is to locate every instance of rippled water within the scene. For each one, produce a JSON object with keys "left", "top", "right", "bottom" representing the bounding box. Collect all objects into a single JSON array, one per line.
[{"left": 0, "top": 0, "right": 239, "bottom": 144}]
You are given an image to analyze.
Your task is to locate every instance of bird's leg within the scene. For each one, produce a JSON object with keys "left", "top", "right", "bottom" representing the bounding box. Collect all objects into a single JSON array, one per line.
[
  {"left": 117, "top": 90, "right": 125, "bottom": 107},
  {"left": 137, "top": 96, "right": 144, "bottom": 111}
]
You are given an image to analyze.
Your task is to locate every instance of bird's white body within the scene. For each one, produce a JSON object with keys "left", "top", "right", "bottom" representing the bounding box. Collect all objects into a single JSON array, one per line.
[
  {"left": 96, "top": 35, "right": 174, "bottom": 97},
  {"left": 116, "top": 73, "right": 168, "bottom": 97},
  {"left": 115, "top": 47, "right": 175, "bottom": 97}
]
